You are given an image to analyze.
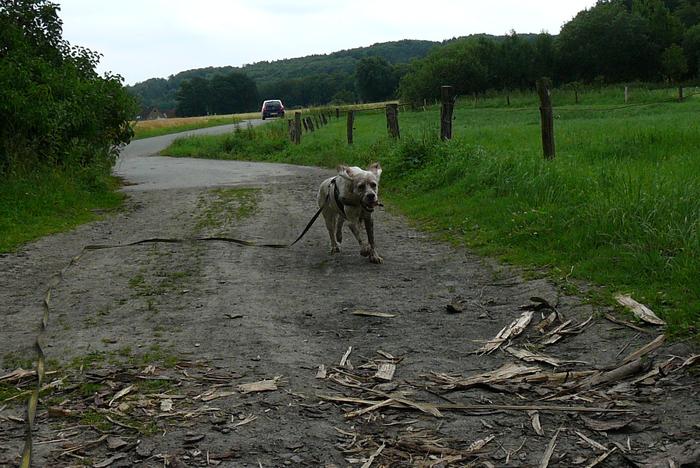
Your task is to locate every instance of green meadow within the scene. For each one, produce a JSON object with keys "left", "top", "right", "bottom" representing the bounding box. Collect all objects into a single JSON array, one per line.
[{"left": 164, "top": 88, "right": 699, "bottom": 337}]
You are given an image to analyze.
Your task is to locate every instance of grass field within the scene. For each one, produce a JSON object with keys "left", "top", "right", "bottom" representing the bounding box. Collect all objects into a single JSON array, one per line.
[
  {"left": 132, "top": 115, "right": 242, "bottom": 140},
  {"left": 0, "top": 164, "right": 124, "bottom": 252},
  {"left": 165, "top": 88, "right": 700, "bottom": 337}
]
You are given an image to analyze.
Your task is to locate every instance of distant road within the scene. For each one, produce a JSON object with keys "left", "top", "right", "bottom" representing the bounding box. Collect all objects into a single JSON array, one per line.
[{"left": 114, "top": 118, "right": 304, "bottom": 191}]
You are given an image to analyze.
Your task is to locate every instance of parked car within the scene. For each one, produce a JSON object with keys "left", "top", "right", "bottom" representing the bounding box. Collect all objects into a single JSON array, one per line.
[{"left": 261, "top": 99, "right": 285, "bottom": 119}]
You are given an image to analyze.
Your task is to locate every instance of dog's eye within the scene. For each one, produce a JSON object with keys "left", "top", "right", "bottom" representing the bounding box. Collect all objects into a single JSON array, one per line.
[
  {"left": 358, "top": 183, "right": 365, "bottom": 190},
  {"left": 370, "top": 182, "right": 377, "bottom": 189}
]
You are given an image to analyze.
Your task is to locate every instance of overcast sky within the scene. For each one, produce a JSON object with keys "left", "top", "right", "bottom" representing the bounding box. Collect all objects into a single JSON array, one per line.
[{"left": 56, "top": 0, "right": 597, "bottom": 85}]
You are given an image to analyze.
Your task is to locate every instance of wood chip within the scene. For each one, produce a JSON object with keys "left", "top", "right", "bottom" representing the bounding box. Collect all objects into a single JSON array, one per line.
[
  {"left": 539, "top": 429, "right": 560, "bottom": 468},
  {"left": 93, "top": 453, "right": 127, "bottom": 468},
  {"left": 430, "top": 363, "right": 541, "bottom": 390},
  {"left": 621, "top": 335, "right": 665, "bottom": 364},
  {"left": 581, "top": 416, "right": 635, "bottom": 432},
  {"left": 237, "top": 378, "right": 278, "bottom": 394},
  {"left": 505, "top": 346, "right": 565, "bottom": 367},
  {"left": 233, "top": 414, "right": 257, "bottom": 427},
  {"left": 316, "top": 364, "right": 327, "bottom": 379},
  {"left": 536, "top": 311, "right": 559, "bottom": 333},
  {"left": 584, "top": 447, "right": 617, "bottom": 467},
  {"left": 478, "top": 311, "right": 533, "bottom": 354},
  {"left": 615, "top": 294, "right": 666, "bottom": 325},
  {"left": 528, "top": 410, "right": 544, "bottom": 436},
  {"left": 360, "top": 443, "right": 385, "bottom": 468},
  {"left": 574, "top": 430, "right": 608, "bottom": 452},
  {"left": 201, "top": 390, "right": 236, "bottom": 402},
  {"left": 374, "top": 363, "right": 396, "bottom": 381},
  {"left": 340, "top": 347, "right": 353, "bottom": 367},
  {"left": 352, "top": 310, "right": 396, "bottom": 318},
  {"left": 108, "top": 385, "right": 134, "bottom": 407},
  {"left": 466, "top": 434, "right": 495, "bottom": 452},
  {"left": 106, "top": 437, "right": 128, "bottom": 451},
  {"left": 160, "top": 399, "right": 173, "bottom": 412}
]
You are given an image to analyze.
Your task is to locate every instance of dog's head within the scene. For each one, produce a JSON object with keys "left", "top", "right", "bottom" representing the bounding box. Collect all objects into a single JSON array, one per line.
[{"left": 337, "top": 163, "right": 382, "bottom": 211}]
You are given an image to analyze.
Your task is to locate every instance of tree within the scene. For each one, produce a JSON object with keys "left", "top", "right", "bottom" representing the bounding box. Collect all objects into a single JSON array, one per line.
[
  {"left": 0, "top": 0, "right": 136, "bottom": 172},
  {"left": 556, "top": 2, "right": 659, "bottom": 82},
  {"left": 661, "top": 43, "right": 689, "bottom": 79},
  {"left": 175, "top": 77, "right": 209, "bottom": 116},
  {"left": 208, "top": 72, "right": 259, "bottom": 114},
  {"left": 683, "top": 23, "right": 700, "bottom": 76},
  {"left": 355, "top": 57, "right": 399, "bottom": 102}
]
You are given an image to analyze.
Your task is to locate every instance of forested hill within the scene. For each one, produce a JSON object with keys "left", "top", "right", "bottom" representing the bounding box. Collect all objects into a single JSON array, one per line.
[{"left": 127, "top": 39, "right": 438, "bottom": 110}]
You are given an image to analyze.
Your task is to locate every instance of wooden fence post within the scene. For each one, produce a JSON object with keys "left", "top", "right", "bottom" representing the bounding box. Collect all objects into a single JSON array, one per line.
[
  {"left": 314, "top": 115, "right": 320, "bottom": 129},
  {"left": 536, "top": 78, "right": 555, "bottom": 160},
  {"left": 440, "top": 85, "right": 454, "bottom": 141},
  {"left": 321, "top": 113, "right": 327, "bottom": 125},
  {"left": 385, "top": 103, "right": 400, "bottom": 139},
  {"left": 347, "top": 110, "right": 354, "bottom": 145},
  {"left": 293, "top": 112, "right": 301, "bottom": 144},
  {"left": 302, "top": 117, "right": 308, "bottom": 132},
  {"left": 306, "top": 117, "right": 315, "bottom": 132},
  {"left": 624, "top": 86, "right": 629, "bottom": 104},
  {"left": 678, "top": 85, "right": 684, "bottom": 101},
  {"left": 336, "top": 107, "right": 340, "bottom": 119},
  {"left": 287, "top": 119, "right": 294, "bottom": 142}
]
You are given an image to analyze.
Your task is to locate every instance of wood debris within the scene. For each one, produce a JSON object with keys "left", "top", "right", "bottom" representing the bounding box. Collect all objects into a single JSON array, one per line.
[
  {"left": 237, "top": 378, "right": 279, "bottom": 394},
  {"left": 429, "top": 363, "right": 541, "bottom": 390},
  {"left": 352, "top": 309, "right": 396, "bottom": 318},
  {"left": 528, "top": 410, "right": 544, "bottom": 436},
  {"left": 340, "top": 346, "right": 353, "bottom": 367},
  {"left": 614, "top": 294, "right": 666, "bottom": 326},
  {"left": 505, "top": 346, "right": 569, "bottom": 367},
  {"left": 316, "top": 364, "right": 327, "bottom": 379},
  {"left": 374, "top": 363, "right": 396, "bottom": 381},
  {"left": 539, "top": 428, "right": 560, "bottom": 468},
  {"left": 620, "top": 335, "right": 665, "bottom": 364},
  {"left": 477, "top": 311, "right": 533, "bottom": 354}
]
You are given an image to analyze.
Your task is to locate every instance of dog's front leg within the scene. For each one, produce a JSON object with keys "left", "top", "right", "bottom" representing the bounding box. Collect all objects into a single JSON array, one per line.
[
  {"left": 323, "top": 214, "right": 341, "bottom": 254},
  {"left": 364, "top": 216, "right": 383, "bottom": 264},
  {"left": 347, "top": 222, "right": 371, "bottom": 257}
]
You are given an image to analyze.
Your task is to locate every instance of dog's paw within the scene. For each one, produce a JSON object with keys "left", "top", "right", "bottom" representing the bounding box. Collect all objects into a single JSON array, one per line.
[
  {"left": 330, "top": 245, "right": 341, "bottom": 254},
  {"left": 360, "top": 244, "right": 372, "bottom": 257},
  {"left": 337, "top": 232, "right": 343, "bottom": 243},
  {"left": 369, "top": 252, "right": 383, "bottom": 264}
]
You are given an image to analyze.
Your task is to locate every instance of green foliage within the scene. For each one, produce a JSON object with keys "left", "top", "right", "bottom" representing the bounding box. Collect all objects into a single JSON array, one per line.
[
  {"left": 0, "top": 0, "right": 134, "bottom": 251},
  {"left": 355, "top": 57, "right": 400, "bottom": 102},
  {"left": 661, "top": 43, "right": 689, "bottom": 79},
  {"left": 0, "top": 0, "right": 136, "bottom": 173},
  {"left": 175, "top": 72, "right": 258, "bottom": 117}
]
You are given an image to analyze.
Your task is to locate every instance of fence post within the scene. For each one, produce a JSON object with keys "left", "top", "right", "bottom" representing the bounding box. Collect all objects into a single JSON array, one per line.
[
  {"left": 314, "top": 115, "right": 320, "bottom": 129},
  {"left": 306, "top": 117, "right": 315, "bottom": 132},
  {"left": 440, "top": 85, "right": 454, "bottom": 140},
  {"left": 287, "top": 119, "right": 294, "bottom": 142},
  {"left": 293, "top": 112, "right": 301, "bottom": 144},
  {"left": 624, "top": 86, "right": 629, "bottom": 104},
  {"left": 321, "top": 113, "right": 327, "bottom": 125},
  {"left": 678, "top": 85, "right": 684, "bottom": 101},
  {"left": 347, "top": 110, "right": 354, "bottom": 145},
  {"left": 385, "top": 103, "right": 400, "bottom": 139},
  {"left": 536, "top": 78, "right": 555, "bottom": 160},
  {"left": 336, "top": 107, "right": 340, "bottom": 119},
  {"left": 302, "top": 117, "right": 309, "bottom": 133}
]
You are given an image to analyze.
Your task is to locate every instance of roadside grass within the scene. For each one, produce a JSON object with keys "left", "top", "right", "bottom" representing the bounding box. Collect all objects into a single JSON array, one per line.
[
  {"left": 132, "top": 115, "right": 241, "bottom": 139},
  {"left": 164, "top": 90, "right": 700, "bottom": 338},
  {"left": 0, "top": 164, "right": 124, "bottom": 253}
]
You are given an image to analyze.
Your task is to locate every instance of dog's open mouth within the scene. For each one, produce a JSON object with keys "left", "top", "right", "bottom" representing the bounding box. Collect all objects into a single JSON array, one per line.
[{"left": 362, "top": 200, "right": 381, "bottom": 212}]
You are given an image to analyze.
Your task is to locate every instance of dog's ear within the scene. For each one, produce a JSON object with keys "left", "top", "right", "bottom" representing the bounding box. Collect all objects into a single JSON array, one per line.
[
  {"left": 368, "top": 162, "right": 382, "bottom": 180},
  {"left": 337, "top": 165, "right": 354, "bottom": 180}
]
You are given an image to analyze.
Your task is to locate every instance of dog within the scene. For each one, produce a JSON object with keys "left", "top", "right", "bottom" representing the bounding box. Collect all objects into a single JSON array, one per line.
[{"left": 317, "top": 163, "right": 383, "bottom": 263}]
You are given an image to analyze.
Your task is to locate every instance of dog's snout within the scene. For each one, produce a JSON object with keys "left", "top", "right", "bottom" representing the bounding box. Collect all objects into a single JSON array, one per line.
[{"left": 367, "top": 193, "right": 376, "bottom": 201}]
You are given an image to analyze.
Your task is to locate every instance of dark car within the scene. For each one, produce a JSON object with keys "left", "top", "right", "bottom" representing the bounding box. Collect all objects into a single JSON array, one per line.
[{"left": 261, "top": 100, "right": 285, "bottom": 119}]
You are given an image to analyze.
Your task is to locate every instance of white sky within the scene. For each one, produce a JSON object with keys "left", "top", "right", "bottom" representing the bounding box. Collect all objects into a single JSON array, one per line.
[{"left": 56, "top": 0, "right": 597, "bottom": 85}]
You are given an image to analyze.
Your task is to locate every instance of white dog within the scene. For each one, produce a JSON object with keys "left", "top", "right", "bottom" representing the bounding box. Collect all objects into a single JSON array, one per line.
[{"left": 317, "top": 163, "right": 383, "bottom": 263}]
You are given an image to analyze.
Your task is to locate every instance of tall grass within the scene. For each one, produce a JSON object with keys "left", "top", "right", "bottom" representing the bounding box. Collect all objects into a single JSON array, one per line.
[
  {"left": 0, "top": 163, "right": 123, "bottom": 252},
  {"left": 164, "top": 90, "right": 700, "bottom": 336}
]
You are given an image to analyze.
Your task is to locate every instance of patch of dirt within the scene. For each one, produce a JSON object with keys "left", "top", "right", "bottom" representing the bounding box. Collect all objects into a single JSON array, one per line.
[{"left": 1, "top": 168, "right": 698, "bottom": 467}]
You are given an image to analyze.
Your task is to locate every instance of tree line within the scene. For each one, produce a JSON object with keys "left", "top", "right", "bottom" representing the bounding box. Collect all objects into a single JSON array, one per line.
[
  {"left": 167, "top": 0, "right": 700, "bottom": 116},
  {"left": 0, "top": 0, "right": 136, "bottom": 173}
]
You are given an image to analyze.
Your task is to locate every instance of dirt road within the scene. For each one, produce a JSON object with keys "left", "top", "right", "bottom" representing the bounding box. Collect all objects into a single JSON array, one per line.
[{"left": 1, "top": 123, "right": 698, "bottom": 467}]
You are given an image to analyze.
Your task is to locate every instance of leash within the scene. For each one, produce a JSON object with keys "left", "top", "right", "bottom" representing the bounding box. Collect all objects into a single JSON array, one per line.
[{"left": 18, "top": 181, "right": 339, "bottom": 466}]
